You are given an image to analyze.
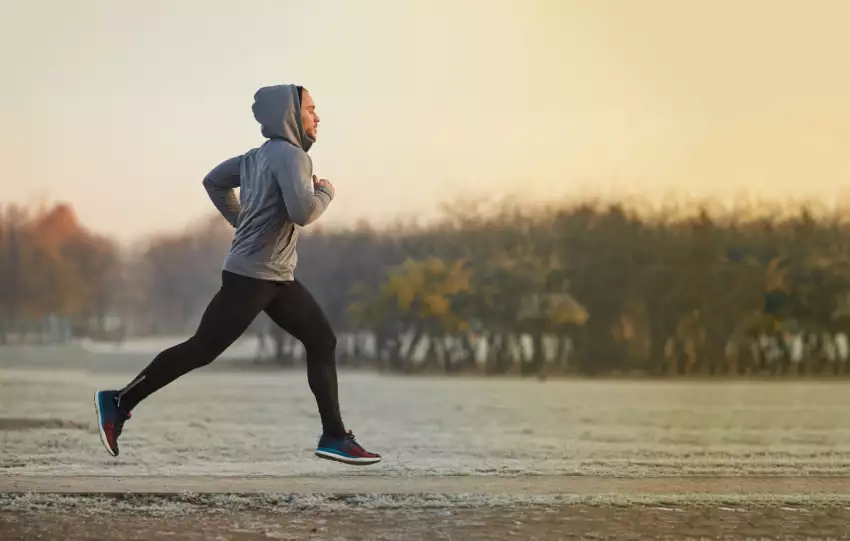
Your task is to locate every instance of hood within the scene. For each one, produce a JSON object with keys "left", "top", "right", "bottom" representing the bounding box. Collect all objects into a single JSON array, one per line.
[{"left": 251, "top": 84, "right": 313, "bottom": 152}]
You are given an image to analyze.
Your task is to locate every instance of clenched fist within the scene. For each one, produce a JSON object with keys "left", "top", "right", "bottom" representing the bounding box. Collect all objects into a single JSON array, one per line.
[{"left": 313, "top": 175, "right": 334, "bottom": 194}]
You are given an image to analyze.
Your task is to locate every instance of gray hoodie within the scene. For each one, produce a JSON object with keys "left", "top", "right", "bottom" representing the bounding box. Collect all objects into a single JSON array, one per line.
[{"left": 202, "top": 84, "right": 334, "bottom": 282}]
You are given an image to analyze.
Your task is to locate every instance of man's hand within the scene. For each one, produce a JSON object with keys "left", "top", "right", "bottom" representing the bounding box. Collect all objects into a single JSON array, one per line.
[{"left": 313, "top": 175, "right": 334, "bottom": 194}]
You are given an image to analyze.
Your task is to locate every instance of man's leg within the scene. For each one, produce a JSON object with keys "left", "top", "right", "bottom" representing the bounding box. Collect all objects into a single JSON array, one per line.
[
  {"left": 94, "top": 271, "right": 278, "bottom": 456},
  {"left": 263, "top": 280, "right": 381, "bottom": 465},
  {"left": 263, "top": 280, "right": 345, "bottom": 438}
]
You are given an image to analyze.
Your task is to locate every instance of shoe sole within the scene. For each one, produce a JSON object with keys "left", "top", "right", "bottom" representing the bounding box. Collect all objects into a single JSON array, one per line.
[
  {"left": 315, "top": 449, "right": 382, "bottom": 466},
  {"left": 93, "top": 391, "right": 118, "bottom": 457}
]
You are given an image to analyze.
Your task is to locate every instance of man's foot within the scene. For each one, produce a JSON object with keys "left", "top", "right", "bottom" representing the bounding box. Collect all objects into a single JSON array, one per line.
[
  {"left": 93, "top": 390, "right": 131, "bottom": 457},
  {"left": 315, "top": 430, "right": 382, "bottom": 465}
]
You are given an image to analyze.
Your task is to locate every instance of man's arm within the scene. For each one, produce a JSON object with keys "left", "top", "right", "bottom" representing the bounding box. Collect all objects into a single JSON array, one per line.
[
  {"left": 273, "top": 151, "right": 334, "bottom": 227},
  {"left": 202, "top": 155, "right": 243, "bottom": 227}
]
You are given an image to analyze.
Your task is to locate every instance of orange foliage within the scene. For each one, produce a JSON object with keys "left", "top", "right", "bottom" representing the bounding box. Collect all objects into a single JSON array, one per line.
[{"left": 0, "top": 202, "right": 119, "bottom": 327}]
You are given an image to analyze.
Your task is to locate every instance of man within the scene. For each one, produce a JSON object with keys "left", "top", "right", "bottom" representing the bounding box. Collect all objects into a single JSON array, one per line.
[{"left": 93, "top": 84, "right": 381, "bottom": 466}]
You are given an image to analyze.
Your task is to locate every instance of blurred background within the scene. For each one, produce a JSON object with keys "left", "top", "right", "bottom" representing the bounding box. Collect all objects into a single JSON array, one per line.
[{"left": 3, "top": 0, "right": 850, "bottom": 378}]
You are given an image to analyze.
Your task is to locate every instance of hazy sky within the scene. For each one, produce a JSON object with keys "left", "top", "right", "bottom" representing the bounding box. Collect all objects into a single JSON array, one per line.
[{"left": 2, "top": 0, "right": 850, "bottom": 242}]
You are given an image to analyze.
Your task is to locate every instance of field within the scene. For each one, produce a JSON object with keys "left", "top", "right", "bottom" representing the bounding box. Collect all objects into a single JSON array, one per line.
[{"left": 2, "top": 340, "right": 850, "bottom": 539}]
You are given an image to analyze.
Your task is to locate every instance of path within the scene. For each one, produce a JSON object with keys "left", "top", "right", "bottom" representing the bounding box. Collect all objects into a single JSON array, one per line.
[{"left": 3, "top": 474, "right": 849, "bottom": 496}]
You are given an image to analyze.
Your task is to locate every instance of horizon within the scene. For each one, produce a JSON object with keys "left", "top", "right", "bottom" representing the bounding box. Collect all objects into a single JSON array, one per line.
[{"left": 3, "top": 0, "right": 850, "bottom": 243}]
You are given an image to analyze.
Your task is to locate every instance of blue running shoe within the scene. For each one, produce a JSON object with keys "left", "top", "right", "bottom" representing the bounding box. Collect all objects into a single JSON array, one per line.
[
  {"left": 315, "top": 430, "right": 381, "bottom": 465},
  {"left": 93, "top": 390, "right": 131, "bottom": 457}
]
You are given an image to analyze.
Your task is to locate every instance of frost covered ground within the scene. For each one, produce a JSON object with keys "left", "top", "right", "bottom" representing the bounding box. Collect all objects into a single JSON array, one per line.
[{"left": 2, "top": 340, "right": 850, "bottom": 478}]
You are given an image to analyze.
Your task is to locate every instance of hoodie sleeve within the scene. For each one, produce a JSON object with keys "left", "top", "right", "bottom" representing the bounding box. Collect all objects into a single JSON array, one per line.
[
  {"left": 202, "top": 155, "right": 243, "bottom": 227},
  {"left": 272, "top": 148, "right": 334, "bottom": 227}
]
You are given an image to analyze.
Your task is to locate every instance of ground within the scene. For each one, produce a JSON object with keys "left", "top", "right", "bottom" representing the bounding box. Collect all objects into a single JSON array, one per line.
[
  {"left": 2, "top": 341, "right": 850, "bottom": 539},
  {"left": 2, "top": 479, "right": 850, "bottom": 541},
  {"left": 4, "top": 502, "right": 850, "bottom": 540}
]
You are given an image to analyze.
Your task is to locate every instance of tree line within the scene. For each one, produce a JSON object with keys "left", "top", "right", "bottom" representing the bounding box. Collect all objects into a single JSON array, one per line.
[{"left": 3, "top": 197, "right": 850, "bottom": 377}]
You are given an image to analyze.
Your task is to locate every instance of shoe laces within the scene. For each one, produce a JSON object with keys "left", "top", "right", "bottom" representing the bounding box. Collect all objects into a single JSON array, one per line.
[
  {"left": 344, "top": 430, "right": 366, "bottom": 450},
  {"left": 344, "top": 430, "right": 357, "bottom": 441}
]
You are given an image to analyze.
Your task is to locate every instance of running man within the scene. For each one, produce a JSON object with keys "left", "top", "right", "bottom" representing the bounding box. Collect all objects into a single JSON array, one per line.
[{"left": 93, "top": 84, "right": 381, "bottom": 466}]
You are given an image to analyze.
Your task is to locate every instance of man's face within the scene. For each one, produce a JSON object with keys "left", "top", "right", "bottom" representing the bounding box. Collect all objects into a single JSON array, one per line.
[{"left": 300, "top": 90, "right": 320, "bottom": 141}]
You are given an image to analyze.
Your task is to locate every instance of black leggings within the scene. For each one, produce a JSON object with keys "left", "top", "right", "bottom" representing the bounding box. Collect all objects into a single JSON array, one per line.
[{"left": 116, "top": 271, "right": 345, "bottom": 438}]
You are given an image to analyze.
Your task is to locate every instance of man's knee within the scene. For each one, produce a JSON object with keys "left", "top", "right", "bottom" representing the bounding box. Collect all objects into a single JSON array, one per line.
[
  {"left": 186, "top": 334, "right": 232, "bottom": 368},
  {"left": 306, "top": 328, "right": 336, "bottom": 356}
]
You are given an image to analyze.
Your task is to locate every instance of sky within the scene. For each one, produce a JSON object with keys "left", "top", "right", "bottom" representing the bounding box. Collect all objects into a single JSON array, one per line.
[{"left": 2, "top": 0, "right": 850, "bottom": 242}]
